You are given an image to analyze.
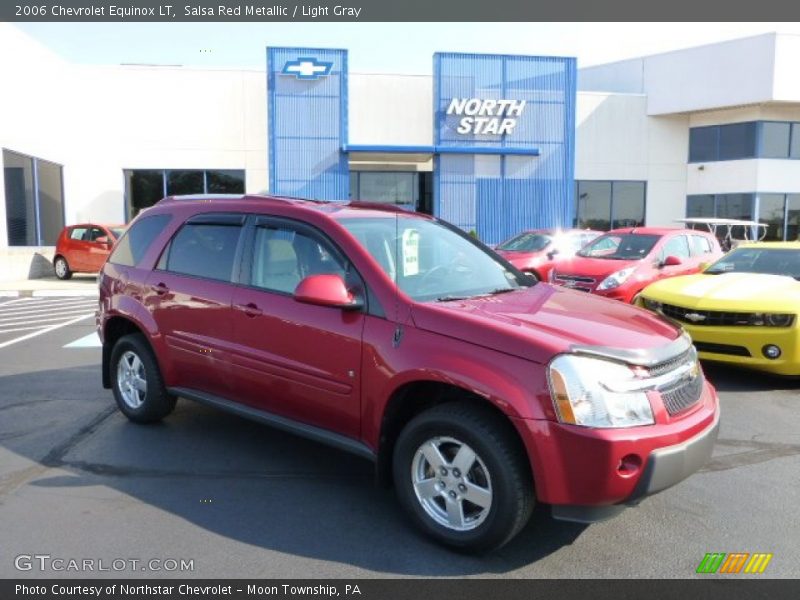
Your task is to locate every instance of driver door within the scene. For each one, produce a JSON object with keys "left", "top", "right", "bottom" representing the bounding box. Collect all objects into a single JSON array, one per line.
[{"left": 229, "top": 216, "right": 366, "bottom": 439}]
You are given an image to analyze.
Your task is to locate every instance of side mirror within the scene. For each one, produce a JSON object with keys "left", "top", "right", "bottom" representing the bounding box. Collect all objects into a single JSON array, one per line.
[
  {"left": 546, "top": 247, "right": 560, "bottom": 260},
  {"left": 662, "top": 255, "right": 683, "bottom": 267},
  {"left": 293, "top": 274, "right": 362, "bottom": 310}
]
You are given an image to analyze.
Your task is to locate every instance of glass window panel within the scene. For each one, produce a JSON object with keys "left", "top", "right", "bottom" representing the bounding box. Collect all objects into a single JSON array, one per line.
[
  {"left": 787, "top": 194, "right": 800, "bottom": 241},
  {"left": 611, "top": 181, "right": 645, "bottom": 228},
  {"left": 687, "top": 195, "right": 715, "bottom": 218},
  {"left": 166, "top": 170, "right": 204, "bottom": 196},
  {"left": 689, "top": 127, "right": 718, "bottom": 162},
  {"left": 716, "top": 193, "right": 754, "bottom": 220},
  {"left": 109, "top": 214, "right": 171, "bottom": 267},
  {"left": 36, "top": 159, "right": 65, "bottom": 245},
  {"left": 791, "top": 124, "right": 800, "bottom": 159},
  {"left": 125, "top": 170, "right": 164, "bottom": 221},
  {"left": 661, "top": 235, "right": 691, "bottom": 259},
  {"left": 166, "top": 223, "right": 243, "bottom": 282},
  {"left": 356, "top": 172, "right": 418, "bottom": 209},
  {"left": 718, "top": 122, "right": 757, "bottom": 160},
  {"left": 758, "top": 194, "right": 786, "bottom": 241},
  {"left": 69, "top": 227, "right": 88, "bottom": 240},
  {"left": 689, "top": 235, "right": 713, "bottom": 256},
  {"left": 576, "top": 181, "right": 611, "bottom": 231},
  {"left": 206, "top": 170, "right": 245, "bottom": 194},
  {"left": 760, "top": 122, "right": 790, "bottom": 158},
  {"left": 349, "top": 172, "right": 358, "bottom": 199},
  {"left": 3, "top": 149, "right": 36, "bottom": 246}
]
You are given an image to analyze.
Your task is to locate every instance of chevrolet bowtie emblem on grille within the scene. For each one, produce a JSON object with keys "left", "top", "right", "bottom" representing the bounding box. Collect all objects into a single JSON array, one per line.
[
  {"left": 684, "top": 312, "right": 707, "bottom": 323},
  {"left": 281, "top": 57, "right": 333, "bottom": 80}
]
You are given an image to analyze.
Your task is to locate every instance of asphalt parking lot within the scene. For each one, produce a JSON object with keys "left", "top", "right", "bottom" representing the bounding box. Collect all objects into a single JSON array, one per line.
[{"left": 0, "top": 296, "right": 798, "bottom": 579}]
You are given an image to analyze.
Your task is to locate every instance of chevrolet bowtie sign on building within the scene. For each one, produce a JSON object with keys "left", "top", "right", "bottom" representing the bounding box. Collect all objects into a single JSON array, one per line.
[{"left": 281, "top": 57, "right": 333, "bottom": 80}]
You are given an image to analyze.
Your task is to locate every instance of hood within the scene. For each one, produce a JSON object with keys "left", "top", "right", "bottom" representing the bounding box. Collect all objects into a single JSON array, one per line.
[
  {"left": 642, "top": 272, "right": 800, "bottom": 312},
  {"left": 496, "top": 249, "right": 547, "bottom": 267},
  {"left": 554, "top": 256, "right": 640, "bottom": 280},
  {"left": 411, "top": 283, "right": 680, "bottom": 364}
]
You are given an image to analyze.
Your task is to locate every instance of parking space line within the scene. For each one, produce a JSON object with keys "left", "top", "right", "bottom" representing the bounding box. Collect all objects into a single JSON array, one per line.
[
  {"left": 0, "top": 324, "right": 57, "bottom": 335},
  {"left": 0, "top": 303, "right": 97, "bottom": 317},
  {"left": 0, "top": 312, "right": 96, "bottom": 326},
  {"left": 32, "top": 290, "right": 98, "bottom": 297},
  {"left": 0, "top": 314, "right": 94, "bottom": 350},
  {"left": 0, "top": 297, "right": 96, "bottom": 307}
]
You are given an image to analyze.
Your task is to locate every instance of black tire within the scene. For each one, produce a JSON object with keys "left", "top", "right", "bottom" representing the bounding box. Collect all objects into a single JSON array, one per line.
[
  {"left": 110, "top": 333, "right": 176, "bottom": 423},
  {"left": 53, "top": 256, "right": 72, "bottom": 280},
  {"left": 393, "top": 402, "right": 534, "bottom": 553}
]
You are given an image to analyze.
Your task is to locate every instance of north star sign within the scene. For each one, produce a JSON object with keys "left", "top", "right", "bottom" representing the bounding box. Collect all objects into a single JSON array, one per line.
[{"left": 446, "top": 98, "right": 527, "bottom": 135}]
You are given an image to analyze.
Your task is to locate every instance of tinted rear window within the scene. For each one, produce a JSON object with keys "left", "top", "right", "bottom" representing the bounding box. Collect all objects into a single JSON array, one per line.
[
  {"left": 165, "top": 223, "right": 243, "bottom": 282},
  {"left": 109, "top": 214, "right": 171, "bottom": 267},
  {"left": 496, "top": 233, "right": 551, "bottom": 252}
]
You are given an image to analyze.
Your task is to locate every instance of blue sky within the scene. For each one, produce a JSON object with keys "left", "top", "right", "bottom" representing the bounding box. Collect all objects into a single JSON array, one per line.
[{"left": 15, "top": 22, "right": 800, "bottom": 74}]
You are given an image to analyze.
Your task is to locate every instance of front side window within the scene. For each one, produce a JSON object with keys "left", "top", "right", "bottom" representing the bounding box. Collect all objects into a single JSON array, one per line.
[
  {"left": 577, "top": 234, "right": 660, "bottom": 260},
  {"left": 250, "top": 225, "right": 346, "bottom": 294},
  {"left": 660, "top": 235, "right": 691, "bottom": 260},
  {"left": 338, "top": 216, "right": 528, "bottom": 302},
  {"left": 165, "top": 222, "right": 243, "bottom": 282},
  {"left": 109, "top": 214, "right": 171, "bottom": 268},
  {"left": 690, "top": 235, "right": 713, "bottom": 256}
]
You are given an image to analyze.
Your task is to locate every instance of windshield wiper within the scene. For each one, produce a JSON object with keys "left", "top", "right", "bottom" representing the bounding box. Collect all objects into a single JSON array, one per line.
[
  {"left": 486, "top": 287, "right": 517, "bottom": 295},
  {"left": 435, "top": 288, "right": 517, "bottom": 302},
  {"left": 435, "top": 295, "right": 473, "bottom": 302}
]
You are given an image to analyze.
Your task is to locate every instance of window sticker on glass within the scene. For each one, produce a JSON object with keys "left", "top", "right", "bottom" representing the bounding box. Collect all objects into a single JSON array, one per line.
[{"left": 402, "top": 229, "right": 420, "bottom": 277}]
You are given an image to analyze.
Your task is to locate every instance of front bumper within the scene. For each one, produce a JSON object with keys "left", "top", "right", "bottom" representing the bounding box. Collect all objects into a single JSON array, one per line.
[
  {"left": 683, "top": 323, "right": 800, "bottom": 376},
  {"left": 551, "top": 411, "right": 720, "bottom": 522},
  {"left": 511, "top": 380, "right": 719, "bottom": 521}
]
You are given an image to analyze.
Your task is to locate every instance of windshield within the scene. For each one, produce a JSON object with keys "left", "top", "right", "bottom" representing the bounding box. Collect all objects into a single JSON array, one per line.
[
  {"left": 110, "top": 227, "right": 126, "bottom": 239},
  {"left": 705, "top": 247, "right": 800, "bottom": 279},
  {"left": 338, "top": 216, "right": 530, "bottom": 302},
  {"left": 578, "top": 233, "right": 660, "bottom": 260},
  {"left": 496, "top": 232, "right": 551, "bottom": 252}
]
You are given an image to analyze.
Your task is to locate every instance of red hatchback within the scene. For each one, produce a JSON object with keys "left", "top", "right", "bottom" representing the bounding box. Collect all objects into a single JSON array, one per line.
[
  {"left": 551, "top": 227, "right": 722, "bottom": 303},
  {"left": 494, "top": 229, "right": 601, "bottom": 281},
  {"left": 54, "top": 223, "right": 125, "bottom": 279},
  {"left": 98, "top": 196, "right": 719, "bottom": 552}
]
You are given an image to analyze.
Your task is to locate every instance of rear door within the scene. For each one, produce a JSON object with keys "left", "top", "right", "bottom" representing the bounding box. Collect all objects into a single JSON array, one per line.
[
  {"left": 229, "top": 216, "right": 366, "bottom": 439},
  {"left": 144, "top": 213, "right": 245, "bottom": 399},
  {"left": 85, "top": 226, "right": 112, "bottom": 272},
  {"left": 65, "top": 226, "right": 90, "bottom": 270}
]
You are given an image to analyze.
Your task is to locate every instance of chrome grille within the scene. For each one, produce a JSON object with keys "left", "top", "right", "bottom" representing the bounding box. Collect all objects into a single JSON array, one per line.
[
  {"left": 646, "top": 349, "right": 693, "bottom": 378},
  {"left": 660, "top": 374, "right": 704, "bottom": 416},
  {"left": 660, "top": 303, "right": 794, "bottom": 327}
]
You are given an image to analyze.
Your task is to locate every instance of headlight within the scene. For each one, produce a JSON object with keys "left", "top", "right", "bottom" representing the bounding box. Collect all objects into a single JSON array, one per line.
[
  {"left": 548, "top": 354, "right": 655, "bottom": 428},
  {"left": 641, "top": 297, "right": 662, "bottom": 312},
  {"left": 596, "top": 267, "right": 636, "bottom": 291},
  {"left": 751, "top": 313, "right": 795, "bottom": 327}
]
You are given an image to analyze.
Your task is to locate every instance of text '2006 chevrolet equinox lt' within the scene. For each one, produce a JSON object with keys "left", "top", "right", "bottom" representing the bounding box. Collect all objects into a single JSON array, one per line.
[{"left": 98, "top": 195, "right": 720, "bottom": 553}]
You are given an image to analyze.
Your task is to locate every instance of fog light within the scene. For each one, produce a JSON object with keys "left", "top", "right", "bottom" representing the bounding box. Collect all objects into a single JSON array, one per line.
[
  {"left": 617, "top": 454, "right": 642, "bottom": 477},
  {"left": 762, "top": 345, "right": 782, "bottom": 359}
]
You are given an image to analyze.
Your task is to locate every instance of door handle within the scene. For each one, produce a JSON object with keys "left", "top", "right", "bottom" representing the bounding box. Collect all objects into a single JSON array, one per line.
[
  {"left": 151, "top": 283, "right": 170, "bottom": 296},
  {"left": 234, "top": 302, "right": 262, "bottom": 318}
]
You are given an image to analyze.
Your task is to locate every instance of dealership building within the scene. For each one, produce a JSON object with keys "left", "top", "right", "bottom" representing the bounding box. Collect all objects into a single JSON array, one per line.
[{"left": 2, "top": 25, "right": 800, "bottom": 277}]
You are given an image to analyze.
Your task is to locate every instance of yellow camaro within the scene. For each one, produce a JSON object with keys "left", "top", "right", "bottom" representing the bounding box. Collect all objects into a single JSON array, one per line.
[{"left": 637, "top": 242, "right": 800, "bottom": 375}]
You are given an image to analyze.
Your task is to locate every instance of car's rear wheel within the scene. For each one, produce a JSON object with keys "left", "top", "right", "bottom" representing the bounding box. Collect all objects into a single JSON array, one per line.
[
  {"left": 393, "top": 402, "right": 534, "bottom": 553},
  {"left": 54, "top": 256, "right": 72, "bottom": 280},
  {"left": 110, "top": 334, "right": 176, "bottom": 423}
]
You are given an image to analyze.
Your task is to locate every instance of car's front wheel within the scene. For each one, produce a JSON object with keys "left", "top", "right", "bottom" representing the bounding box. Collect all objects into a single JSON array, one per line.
[
  {"left": 53, "top": 256, "right": 72, "bottom": 280},
  {"left": 110, "top": 334, "right": 176, "bottom": 423},
  {"left": 393, "top": 402, "right": 534, "bottom": 552}
]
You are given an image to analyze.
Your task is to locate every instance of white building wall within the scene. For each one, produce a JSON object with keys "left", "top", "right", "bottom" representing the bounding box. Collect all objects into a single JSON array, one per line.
[
  {"left": 575, "top": 92, "right": 689, "bottom": 226},
  {"left": 0, "top": 23, "right": 268, "bottom": 235},
  {"left": 348, "top": 73, "right": 432, "bottom": 146}
]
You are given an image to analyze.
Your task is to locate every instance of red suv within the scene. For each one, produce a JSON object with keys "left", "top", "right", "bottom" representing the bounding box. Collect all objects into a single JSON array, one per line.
[
  {"left": 54, "top": 223, "right": 125, "bottom": 279},
  {"left": 98, "top": 196, "right": 719, "bottom": 552},
  {"left": 551, "top": 228, "right": 722, "bottom": 303},
  {"left": 494, "top": 228, "right": 600, "bottom": 281}
]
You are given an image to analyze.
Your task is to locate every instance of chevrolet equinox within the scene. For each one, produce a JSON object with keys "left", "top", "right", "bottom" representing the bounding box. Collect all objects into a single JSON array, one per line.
[{"left": 98, "top": 195, "right": 720, "bottom": 552}]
